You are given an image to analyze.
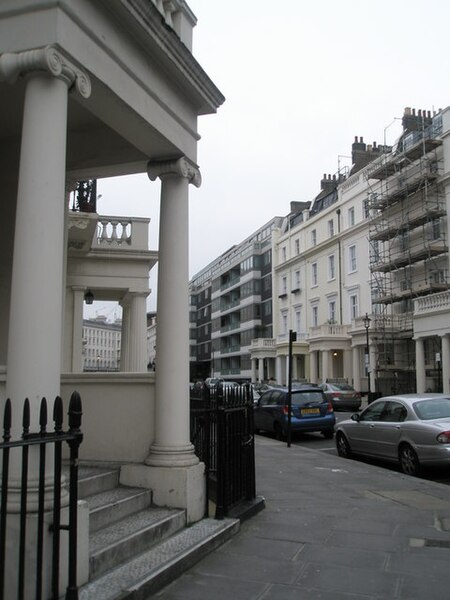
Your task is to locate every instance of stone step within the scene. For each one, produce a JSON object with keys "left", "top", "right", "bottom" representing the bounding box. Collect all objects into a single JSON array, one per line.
[
  {"left": 77, "top": 466, "right": 120, "bottom": 499},
  {"left": 89, "top": 507, "right": 186, "bottom": 579},
  {"left": 85, "top": 486, "right": 153, "bottom": 533},
  {"left": 79, "top": 517, "right": 240, "bottom": 600}
]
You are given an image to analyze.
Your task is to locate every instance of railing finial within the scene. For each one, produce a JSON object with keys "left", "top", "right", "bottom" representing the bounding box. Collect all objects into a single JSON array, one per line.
[{"left": 68, "top": 391, "right": 82, "bottom": 431}]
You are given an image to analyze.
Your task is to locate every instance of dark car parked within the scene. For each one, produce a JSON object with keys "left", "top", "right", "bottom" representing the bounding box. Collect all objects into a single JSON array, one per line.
[
  {"left": 253, "top": 386, "right": 335, "bottom": 440},
  {"left": 320, "top": 382, "right": 361, "bottom": 411}
]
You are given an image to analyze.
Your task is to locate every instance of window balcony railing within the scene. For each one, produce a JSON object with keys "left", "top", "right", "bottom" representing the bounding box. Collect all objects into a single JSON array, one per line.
[{"left": 309, "top": 324, "right": 349, "bottom": 338}]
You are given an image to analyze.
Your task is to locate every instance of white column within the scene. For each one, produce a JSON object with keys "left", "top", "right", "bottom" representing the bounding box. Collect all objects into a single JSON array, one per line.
[
  {"left": 441, "top": 335, "right": 450, "bottom": 394},
  {"left": 0, "top": 46, "right": 91, "bottom": 595},
  {"left": 120, "top": 299, "right": 131, "bottom": 371},
  {"left": 126, "top": 292, "right": 148, "bottom": 372},
  {"left": 251, "top": 358, "right": 257, "bottom": 383},
  {"left": 352, "top": 346, "right": 361, "bottom": 392},
  {"left": 343, "top": 349, "right": 352, "bottom": 384},
  {"left": 292, "top": 355, "right": 298, "bottom": 381},
  {"left": 1, "top": 47, "right": 90, "bottom": 429},
  {"left": 310, "top": 351, "right": 318, "bottom": 384},
  {"left": 415, "top": 338, "right": 426, "bottom": 394},
  {"left": 322, "top": 350, "right": 330, "bottom": 383},
  {"left": 146, "top": 158, "right": 201, "bottom": 467},
  {"left": 258, "top": 357, "right": 264, "bottom": 382},
  {"left": 71, "top": 287, "right": 85, "bottom": 373},
  {"left": 275, "top": 355, "right": 282, "bottom": 383}
]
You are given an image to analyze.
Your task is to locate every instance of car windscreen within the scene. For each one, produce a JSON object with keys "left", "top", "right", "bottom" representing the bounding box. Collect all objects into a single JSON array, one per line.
[
  {"left": 291, "top": 391, "right": 324, "bottom": 406},
  {"left": 413, "top": 398, "right": 450, "bottom": 420}
]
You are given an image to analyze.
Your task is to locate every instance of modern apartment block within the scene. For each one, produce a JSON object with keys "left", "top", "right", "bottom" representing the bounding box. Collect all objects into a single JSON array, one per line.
[{"left": 189, "top": 217, "right": 284, "bottom": 381}]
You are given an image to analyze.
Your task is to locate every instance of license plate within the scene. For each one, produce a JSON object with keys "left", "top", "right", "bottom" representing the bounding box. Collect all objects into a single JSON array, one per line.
[{"left": 301, "top": 408, "right": 320, "bottom": 415}]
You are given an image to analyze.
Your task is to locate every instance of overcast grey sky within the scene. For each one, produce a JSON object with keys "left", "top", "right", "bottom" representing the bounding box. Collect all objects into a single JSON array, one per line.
[{"left": 93, "top": 0, "right": 450, "bottom": 318}]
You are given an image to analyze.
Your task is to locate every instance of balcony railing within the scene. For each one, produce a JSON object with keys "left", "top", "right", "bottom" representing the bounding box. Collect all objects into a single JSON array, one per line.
[
  {"left": 309, "top": 324, "right": 349, "bottom": 337},
  {"left": 68, "top": 214, "right": 150, "bottom": 254},
  {"left": 251, "top": 338, "right": 275, "bottom": 349},
  {"left": 414, "top": 290, "right": 450, "bottom": 316}
]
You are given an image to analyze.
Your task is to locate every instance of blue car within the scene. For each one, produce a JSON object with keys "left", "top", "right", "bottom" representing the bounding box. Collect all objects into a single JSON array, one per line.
[{"left": 253, "top": 385, "right": 335, "bottom": 440}]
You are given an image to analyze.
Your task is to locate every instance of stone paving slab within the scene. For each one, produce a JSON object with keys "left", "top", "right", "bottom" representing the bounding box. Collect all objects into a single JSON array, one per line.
[{"left": 153, "top": 436, "right": 450, "bottom": 600}]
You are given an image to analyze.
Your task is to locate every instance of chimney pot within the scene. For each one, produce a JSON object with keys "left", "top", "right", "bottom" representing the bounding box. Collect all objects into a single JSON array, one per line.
[
  {"left": 354, "top": 136, "right": 358, "bottom": 142},
  {"left": 359, "top": 136, "right": 363, "bottom": 143}
]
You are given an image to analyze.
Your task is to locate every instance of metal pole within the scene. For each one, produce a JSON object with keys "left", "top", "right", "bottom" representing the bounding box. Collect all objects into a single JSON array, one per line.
[{"left": 287, "top": 330, "right": 296, "bottom": 448}]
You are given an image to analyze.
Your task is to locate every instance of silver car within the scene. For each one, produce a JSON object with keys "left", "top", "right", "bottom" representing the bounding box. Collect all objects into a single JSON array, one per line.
[{"left": 335, "top": 394, "right": 450, "bottom": 476}]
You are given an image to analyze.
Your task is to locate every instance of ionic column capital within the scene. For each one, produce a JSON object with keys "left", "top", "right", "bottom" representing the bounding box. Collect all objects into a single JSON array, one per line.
[
  {"left": 147, "top": 157, "right": 201, "bottom": 187},
  {"left": 0, "top": 45, "right": 91, "bottom": 98}
]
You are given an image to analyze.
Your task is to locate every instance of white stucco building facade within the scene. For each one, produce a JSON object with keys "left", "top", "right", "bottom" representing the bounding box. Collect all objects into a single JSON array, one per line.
[{"left": 252, "top": 106, "right": 450, "bottom": 397}]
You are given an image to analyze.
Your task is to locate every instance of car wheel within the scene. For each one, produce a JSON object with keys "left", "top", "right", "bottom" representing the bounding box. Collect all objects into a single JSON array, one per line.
[
  {"left": 274, "top": 422, "right": 285, "bottom": 441},
  {"left": 322, "top": 429, "right": 334, "bottom": 439},
  {"left": 336, "top": 432, "right": 352, "bottom": 458},
  {"left": 399, "top": 444, "right": 421, "bottom": 476}
]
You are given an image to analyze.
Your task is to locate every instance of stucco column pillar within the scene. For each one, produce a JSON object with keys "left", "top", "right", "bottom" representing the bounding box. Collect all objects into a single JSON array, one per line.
[
  {"left": 0, "top": 46, "right": 91, "bottom": 594},
  {"left": 310, "top": 351, "right": 318, "bottom": 384},
  {"left": 352, "top": 346, "right": 361, "bottom": 392},
  {"left": 121, "top": 158, "right": 205, "bottom": 521},
  {"left": 251, "top": 358, "right": 257, "bottom": 383},
  {"left": 322, "top": 350, "right": 330, "bottom": 383},
  {"left": 120, "top": 298, "right": 131, "bottom": 371},
  {"left": 275, "top": 355, "right": 282, "bottom": 383},
  {"left": 441, "top": 335, "right": 450, "bottom": 394},
  {"left": 146, "top": 157, "right": 201, "bottom": 467},
  {"left": 343, "top": 349, "right": 352, "bottom": 384},
  {"left": 71, "top": 287, "right": 85, "bottom": 373},
  {"left": 415, "top": 338, "right": 426, "bottom": 394},
  {"left": 258, "top": 358, "right": 264, "bottom": 382},
  {"left": 124, "top": 292, "right": 148, "bottom": 372},
  {"left": 1, "top": 46, "right": 90, "bottom": 427}
]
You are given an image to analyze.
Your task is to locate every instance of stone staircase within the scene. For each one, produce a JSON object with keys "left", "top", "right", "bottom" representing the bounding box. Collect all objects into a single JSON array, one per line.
[{"left": 75, "top": 465, "right": 240, "bottom": 600}]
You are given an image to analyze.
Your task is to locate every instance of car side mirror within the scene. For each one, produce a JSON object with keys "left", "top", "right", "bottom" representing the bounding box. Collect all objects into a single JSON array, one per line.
[{"left": 351, "top": 413, "right": 360, "bottom": 422}]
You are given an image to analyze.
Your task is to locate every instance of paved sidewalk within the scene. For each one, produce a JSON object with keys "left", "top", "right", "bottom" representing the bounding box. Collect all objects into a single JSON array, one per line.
[{"left": 154, "top": 435, "right": 450, "bottom": 599}]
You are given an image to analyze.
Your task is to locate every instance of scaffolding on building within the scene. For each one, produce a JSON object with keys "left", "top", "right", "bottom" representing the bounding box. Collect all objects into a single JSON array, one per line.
[{"left": 365, "top": 108, "right": 447, "bottom": 394}]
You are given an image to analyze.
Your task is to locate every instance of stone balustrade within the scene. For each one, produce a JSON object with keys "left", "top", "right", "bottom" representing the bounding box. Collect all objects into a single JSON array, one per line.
[
  {"left": 414, "top": 290, "right": 450, "bottom": 315},
  {"left": 92, "top": 216, "right": 150, "bottom": 251},
  {"left": 309, "top": 324, "right": 349, "bottom": 337},
  {"left": 251, "top": 338, "right": 276, "bottom": 349}
]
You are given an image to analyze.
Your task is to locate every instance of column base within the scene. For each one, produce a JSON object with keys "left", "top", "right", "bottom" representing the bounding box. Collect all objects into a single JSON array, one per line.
[
  {"left": 120, "top": 462, "right": 206, "bottom": 523},
  {"left": 145, "top": 442, "right": 199, "bottom": 468}
]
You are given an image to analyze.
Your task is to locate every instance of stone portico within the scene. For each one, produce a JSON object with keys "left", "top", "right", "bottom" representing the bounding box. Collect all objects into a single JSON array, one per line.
[{"left": 0, "top": 1, "right": 224, "bottom": 595}]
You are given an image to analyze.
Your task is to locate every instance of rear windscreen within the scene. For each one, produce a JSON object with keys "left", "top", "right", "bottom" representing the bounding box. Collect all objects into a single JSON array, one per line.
[
  {"left": 291, "top": 391, "right": 324, "bottom": 406},
  {"left": 413, "top": 398, "right": 450, "bottom": 420}
]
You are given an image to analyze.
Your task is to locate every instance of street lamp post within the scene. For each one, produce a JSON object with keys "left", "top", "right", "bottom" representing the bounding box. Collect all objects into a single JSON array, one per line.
[{"left": 363, "top": 313, "right": 371, "bottom": 403}]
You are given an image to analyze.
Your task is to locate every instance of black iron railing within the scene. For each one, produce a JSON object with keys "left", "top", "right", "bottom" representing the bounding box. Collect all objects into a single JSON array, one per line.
[
  {"left": 72, "top": 180, "right": 97, "bottom": 213},
  {"left": 190, "top": 385, "right": 255, "bottom": 519},
  {"left": 0, "top": 392, "right": 83, "bottom": 600}
]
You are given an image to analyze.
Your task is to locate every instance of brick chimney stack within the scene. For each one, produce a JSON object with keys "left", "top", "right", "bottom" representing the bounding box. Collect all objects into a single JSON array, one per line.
[{"left": 402, "top": 107, "right": 433, "bottom": 133}]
